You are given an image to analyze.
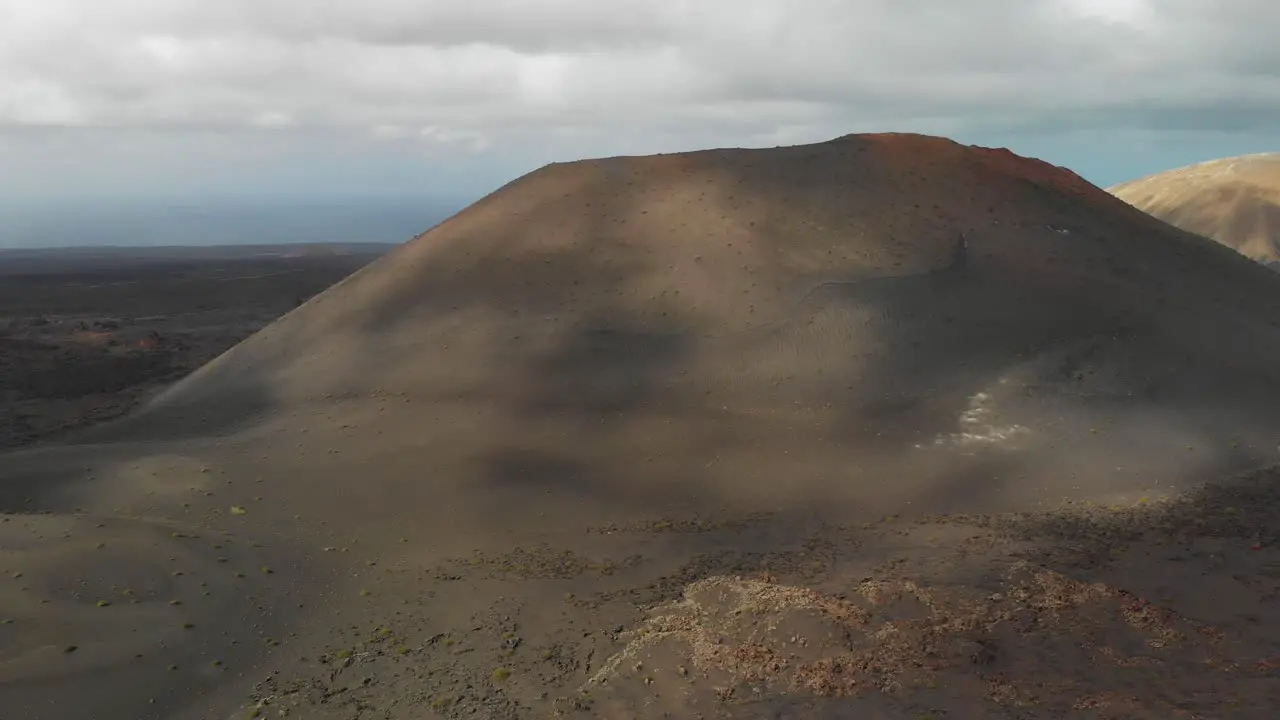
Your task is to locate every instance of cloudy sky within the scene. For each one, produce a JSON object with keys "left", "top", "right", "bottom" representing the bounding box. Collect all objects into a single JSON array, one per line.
[{"left": 2, "top": 0, "right": 1279, "bottom": 246}]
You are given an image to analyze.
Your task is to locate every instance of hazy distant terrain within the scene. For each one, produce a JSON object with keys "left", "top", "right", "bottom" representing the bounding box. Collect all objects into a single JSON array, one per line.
[
  {"left": 0, "top": 243, "right": 392, "bottom": 448},
  {"left": 0, "top": 242, "right": 400, "bottom": 275},
  {"left": 0, "top": 195, "right": 462, "bottom": 249}
]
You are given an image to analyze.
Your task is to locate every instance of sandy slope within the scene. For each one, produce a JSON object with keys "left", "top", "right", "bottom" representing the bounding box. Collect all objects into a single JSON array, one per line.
[
  {"left": 1109, "top": 153, "right": 1280, "bottom": 265},
  {"left": 4, "top": 133, "right": 1280, "bottom": 719}
]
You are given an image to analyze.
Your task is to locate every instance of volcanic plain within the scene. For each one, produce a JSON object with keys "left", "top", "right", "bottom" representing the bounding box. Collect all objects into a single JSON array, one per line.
[{"left": 3, "top": 136, "right": 1280, "bottom": 719}]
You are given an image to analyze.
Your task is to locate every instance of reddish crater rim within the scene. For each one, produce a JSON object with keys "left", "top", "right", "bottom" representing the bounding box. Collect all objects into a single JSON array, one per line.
[
  {"left": 968, "top": 144, "right": 1102, "bottom": 200},
  {"left": 838, "top": 132, "right": 1104, "bottom": 201}
]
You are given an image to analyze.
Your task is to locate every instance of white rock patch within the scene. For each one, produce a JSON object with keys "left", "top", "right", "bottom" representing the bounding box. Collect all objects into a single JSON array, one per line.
[{"left": 925, "top": 390, "right": 1029, "bottom": 450}]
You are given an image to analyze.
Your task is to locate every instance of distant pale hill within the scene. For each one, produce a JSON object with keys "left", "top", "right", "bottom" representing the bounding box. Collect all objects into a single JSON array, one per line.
[{"left": 1109, "top": 153, "right": 1280, "bottom": 265}]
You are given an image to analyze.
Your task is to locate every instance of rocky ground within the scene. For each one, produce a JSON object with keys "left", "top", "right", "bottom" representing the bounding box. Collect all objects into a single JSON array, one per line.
[{"left": 224, "top": 469, "right": 1280, "bottom": 719}]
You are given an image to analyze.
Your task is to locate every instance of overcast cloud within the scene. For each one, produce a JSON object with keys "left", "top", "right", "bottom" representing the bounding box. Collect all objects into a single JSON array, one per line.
[{"left": 2, "top": 0, "right": 1279, "bottom": 243}]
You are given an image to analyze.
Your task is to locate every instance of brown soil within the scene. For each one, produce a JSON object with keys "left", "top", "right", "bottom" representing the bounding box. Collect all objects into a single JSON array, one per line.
[{"left": 3, "top": 135, "right": 1280, "bottom": 719}]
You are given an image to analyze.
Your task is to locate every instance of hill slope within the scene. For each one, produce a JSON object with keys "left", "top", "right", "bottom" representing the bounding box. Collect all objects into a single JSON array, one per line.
[
  {"left": 6, "top": 133, "right": 1280, "bottom": 719},
  {"left": 121, "top": 133, "right": 1280, "bottom": 489},
  {"left": 1109, "top": 153, "right": 1280, "bottom": 264}
]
